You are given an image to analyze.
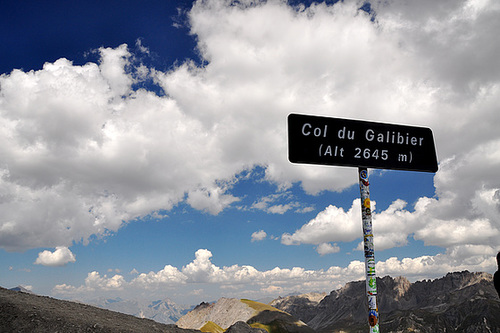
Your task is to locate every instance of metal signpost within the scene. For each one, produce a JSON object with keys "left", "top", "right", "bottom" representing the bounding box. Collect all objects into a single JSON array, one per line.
[{"left": 287, "top": 113, "right": 438, "bottom": 332}]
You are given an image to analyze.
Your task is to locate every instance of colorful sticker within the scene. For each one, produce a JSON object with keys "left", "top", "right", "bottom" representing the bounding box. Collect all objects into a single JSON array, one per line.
[
  {"left": 364, "top": 235, "right": 374, "bottom": 257},
  {"left": 363, "top": 198, "right": 371, "bottom": 208},
  {"left": 363, "top": 225, "right": 373, "bottom": 236},
  {"left": 368, "top": 310, "right": 378, "bottom": 327},
  {"left": 360, "top": 170, "right": 368, "bottom": 180},
  {"left": 366, "top": 258, "right": 376, "bottom": 276},
  {"left": 368, "top": 276, "right": 377, "bottom": 291},
  {"left": 368, "top": 295, "right": 377, "bottom": 309},
  {"left": 360, "top": 186, "right": 370, "bottom": 196}
]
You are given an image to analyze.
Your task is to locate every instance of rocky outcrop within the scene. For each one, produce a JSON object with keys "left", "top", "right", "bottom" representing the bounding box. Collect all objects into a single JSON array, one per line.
[
  {"left": 226, "top": 321, "right": 267, "bottom": 333},
  {"left": 270, "top": 293, "right": 326, "bottom": 323},
  {"left": 177, "top": 298, "right": 257, "bottom": 330},
  {"left": 177, "top": 298, "right": 315, "bottom": 333}
]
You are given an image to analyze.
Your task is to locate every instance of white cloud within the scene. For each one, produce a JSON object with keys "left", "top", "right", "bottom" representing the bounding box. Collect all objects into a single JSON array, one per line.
[
  {"left": 34, "top": 247, "right": 76, "bottom": 267},
  {"left": 281, "top": 200, "right": 362, "bottom": 246},
  {"left": 53, "top": 247, "right": 496, "bottom": 303},
  {"left": 53, "top": 271, "right": 126, "bottom": 294},
  {"left": 98, "top": 44, "right": 133, "bottom": 98},
  {"left": 52, "top": 248, "right": 367, "bottom": 301},
  {"left": 316, "top": 243, "right": 340, "bottom": 256},
  {"left": 376, "top": 245, "right": 497, "bottom": 281},
  {"left": 85, "top": 271, "right": 126, "bottom": 291},
  {"left": 284, "top": 188, "right": 500, "bottom": 253},
  {"left": 132, "top": 265, "right": 187, "bottom": 288},
  {"left": 251, "top": 230, "right": 267, "bottom": 242},
  {"left": 182, "top": 249, "right": 223, "bottom": 283},
  {"left": 135, "top": 38, "right": 150, "bottom": 55},
  {"left": 249, "top": 191, "right": 311, "bottom": 215},
  {"left": 187, "top": 185, "right": 240, "bottom": 215}
]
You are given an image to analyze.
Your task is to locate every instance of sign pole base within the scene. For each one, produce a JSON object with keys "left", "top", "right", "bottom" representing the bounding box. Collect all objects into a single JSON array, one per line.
[{"left": 358, "top": 167, "right": 380, "bottom": 332}]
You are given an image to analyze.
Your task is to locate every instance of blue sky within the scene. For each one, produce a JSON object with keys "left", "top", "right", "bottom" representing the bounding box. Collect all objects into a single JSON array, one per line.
[{"left": 1, "top": 0, "right": 499, "bottom": 305}]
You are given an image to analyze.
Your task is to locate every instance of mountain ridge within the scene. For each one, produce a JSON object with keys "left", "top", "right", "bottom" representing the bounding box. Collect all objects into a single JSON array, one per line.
[
  {"left": 2, "top": 270, "right": 498, "bottom": 332},
  {"left": 272, "top": 271, "right": 500, "bottom": 333},
  {"left": 88, "top": 296, "right": 190, "bottom": 324}
]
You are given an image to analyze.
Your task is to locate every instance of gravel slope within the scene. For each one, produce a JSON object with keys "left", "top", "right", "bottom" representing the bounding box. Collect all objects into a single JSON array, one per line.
[{"left": 0, "top": 286, "right": 200, "bottom": 333}]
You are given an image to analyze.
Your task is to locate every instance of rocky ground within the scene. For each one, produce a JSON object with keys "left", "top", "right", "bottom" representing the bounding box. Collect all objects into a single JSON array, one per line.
[{"left": 0, "top": 286, "right": 200, "bottom": 333}]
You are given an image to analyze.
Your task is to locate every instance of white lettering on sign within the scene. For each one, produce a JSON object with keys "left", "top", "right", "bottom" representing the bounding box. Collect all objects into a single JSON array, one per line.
[
  {"left": 365, "top": 129, "right": 424, "bottom": 146},
  {"left": 338, "top": 127, "right": 355, "bottom": 140},
  {"left": 354, "top": 148, "right": 389, "bottom": 160},
  {"left": 319, "top": 144, "right": 345, "bottom": 157},
  {"left": 302, "top": 123, "right": 328, "bottom": 137}
]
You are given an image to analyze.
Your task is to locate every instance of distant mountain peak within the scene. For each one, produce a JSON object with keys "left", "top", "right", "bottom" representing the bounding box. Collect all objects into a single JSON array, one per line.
[
  {"left": 9, "top": 285, "right": 33, "bottom": 293},
  {"left": 87, "top": 296, "right": 188, "bottom": 324}
]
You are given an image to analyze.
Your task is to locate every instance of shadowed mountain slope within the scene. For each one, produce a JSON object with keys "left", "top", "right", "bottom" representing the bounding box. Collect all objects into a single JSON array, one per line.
[{"left": 0, "top": 286, "right": 199, "bottom": 333}]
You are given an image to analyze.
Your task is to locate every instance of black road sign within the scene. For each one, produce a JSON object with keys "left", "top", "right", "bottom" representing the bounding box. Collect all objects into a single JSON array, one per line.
[{"left": 288, "top": 113, "right": 438, "bottom": 172}]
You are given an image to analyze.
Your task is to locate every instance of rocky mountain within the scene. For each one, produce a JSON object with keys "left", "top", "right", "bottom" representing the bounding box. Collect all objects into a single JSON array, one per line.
[
  {"left": 270, "top": 292, "right": 326, "bottom": 324},
  {"left": 177, "top": 297, "right": 315, "bottom": 333},
  {"left": 271, "top": 271, "right": 500, "bottom": 333},
  {"left": 9, "top": 285, "right": 34, "bottom": 293},
  {"left": 0, "top": 286, "right": 200, "bottom": 333},
  {"left": 89, "top": 296, "right": 190, "bottom": 324}
]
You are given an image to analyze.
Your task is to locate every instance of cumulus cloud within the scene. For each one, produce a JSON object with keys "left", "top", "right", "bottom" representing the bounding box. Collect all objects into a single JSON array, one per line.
[
  {"left": 284, "top": 190, "right": 500, "bottom": 254},
  {"left": 187, "top": 186, "right": 240, "bottom": 215},
  {"left": 0, "top": 45, "right": 245, "bottom": 251},
  {"left": 182, "top": 249, "right": 223, "bottom": 283},
  {"left": 53, "top": 247, "right": 496, "bottom": 303},
  {"left": 251, "top": 230, "right": 267, "bottom": 242},
  {"left": 34, "top": 247, "right": 76, "bottom": 267},
  {"left": 53, "top": 271, "right": 125, "bottom": 294},
  {"left": 53, "top": 248, "right": 367, "bottom": 300},
  {"left": 281, "top": 200, "right": 362, "bottom": 246},
  {"left": 132, "top": 264, "right": 187, "bottom": 288},
  {"left": 250, "top": 192, "right": 310, "bottom": 215},
  {"left": 316, "top": 243, "right": 340, "bottom": 256}
]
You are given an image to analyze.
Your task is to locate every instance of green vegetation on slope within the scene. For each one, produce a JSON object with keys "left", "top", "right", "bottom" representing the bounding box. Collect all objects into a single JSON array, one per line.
[
  {"left": 249, "top": 322, "right": 283, "bottom": 333},
  {"left": 240, "top": 299, "right": 285, "bottom": 314},
  {"left": 200, "top": 321, "right": 225, "bottom": 333}
]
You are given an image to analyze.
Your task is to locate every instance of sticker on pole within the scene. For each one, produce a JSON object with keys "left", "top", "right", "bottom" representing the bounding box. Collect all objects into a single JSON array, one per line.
[{"left": 287, "top": 113, "right": 438, "bottom": 172}]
